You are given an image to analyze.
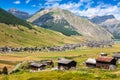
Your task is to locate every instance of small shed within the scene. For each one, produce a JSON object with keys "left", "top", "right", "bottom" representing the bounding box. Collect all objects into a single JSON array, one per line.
[
  {"left": 30, "top": 62, "right": 47, "bottom": 71},
  {"left": 58, "top": 58, "right": 77, "bottom": 70},
  {"left": 96, "top": 57, "right": 117, "bottom": 70},
  {"left": 86, "top": 58, "right": 96, "bottom": 68},
  {"left": 100, "top": 53, "right": 107, "bottom": 57}
]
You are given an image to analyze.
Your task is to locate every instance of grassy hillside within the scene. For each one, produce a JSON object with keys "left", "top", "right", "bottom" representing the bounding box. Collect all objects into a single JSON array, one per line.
[{"left": 0, "top": 23, "right": 85, "bottom": 47}]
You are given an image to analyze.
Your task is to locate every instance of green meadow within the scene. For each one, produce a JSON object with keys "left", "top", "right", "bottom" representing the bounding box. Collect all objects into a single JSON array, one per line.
[{"left": 0, "top": 44, "right": 120, "bottom": 80}]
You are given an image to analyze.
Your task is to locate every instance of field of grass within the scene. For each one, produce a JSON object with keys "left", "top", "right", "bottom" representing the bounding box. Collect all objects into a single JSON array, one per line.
[{"left": 0, "top": 44, "right": 120, "bottom": 80}]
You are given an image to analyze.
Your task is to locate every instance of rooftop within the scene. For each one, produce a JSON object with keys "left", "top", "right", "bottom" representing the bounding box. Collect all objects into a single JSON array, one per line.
[
  {"left": 96, "top": 57, "right": 113, "bottom": 62},
  {"left": 86, "top": 58, "right": 96, "bottom": 64},
  {"left": 113, "top": 52, "right": 120, "bottom": 58},
  {"left": 58, "top": 58, "right": 75, "bottom": 64}
]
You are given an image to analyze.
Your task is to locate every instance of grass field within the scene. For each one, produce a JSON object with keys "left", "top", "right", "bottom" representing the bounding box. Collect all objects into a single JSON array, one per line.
[{"left": 0, "top": 44, "right": 120, "bottom": 80}]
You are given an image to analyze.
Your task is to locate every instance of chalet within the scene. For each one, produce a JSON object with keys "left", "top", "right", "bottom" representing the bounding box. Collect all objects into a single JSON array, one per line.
[
  {"left": 30, "top": 62, "right": 47, "bottom": 72},
  {"left": 58, "top": 58, "right": 77, "bottom": 70},
  {"left": 85, "top": 58, "right": 96, "bottom": 68},
  {"left": 96, "top": 57, "right": 117, "bottom": 70}
]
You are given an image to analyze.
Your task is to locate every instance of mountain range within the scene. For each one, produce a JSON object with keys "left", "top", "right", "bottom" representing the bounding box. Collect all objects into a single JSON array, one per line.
[
  {"left": 27, "top": 8, "right": 112, "bottom": 41},
  {"left": 90, "top": 15, "right": 120, "bottom": 39},
  {"left": 0, "top": 7, "right": 115, "bottom": 47}
]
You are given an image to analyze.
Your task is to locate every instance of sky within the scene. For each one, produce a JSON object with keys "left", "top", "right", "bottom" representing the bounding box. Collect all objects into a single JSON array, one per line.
[{"left": 0, "top": 0, "right": 120, "bottom": 20}]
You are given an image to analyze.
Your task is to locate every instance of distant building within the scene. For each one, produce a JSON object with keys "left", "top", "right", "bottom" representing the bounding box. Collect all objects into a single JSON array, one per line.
[
  {"left": 96, "top": 57, "right": 117, "bottom": 70},
  {"left": 58, "top": 58, "right": 77, "bottom": 70},
  {"left": 85, "top": 58, "right": 96, "bottom": 68}
]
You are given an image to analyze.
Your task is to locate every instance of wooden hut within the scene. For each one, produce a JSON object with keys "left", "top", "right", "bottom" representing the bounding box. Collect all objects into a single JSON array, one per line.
[
  {"left": 96, "top": 57, "right": 117, "bottom": 70},
  {"left": 86, "top": 58, "right": 96, "bottom": 68},
  {"left": 58, "top": 58, "right": 77, "bottom": 70},
  {"left": 30, "top": 62, "right": 47, "bottom": 72}
]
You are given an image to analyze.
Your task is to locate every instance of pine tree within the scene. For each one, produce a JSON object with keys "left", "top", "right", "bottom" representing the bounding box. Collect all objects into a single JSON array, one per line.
[{"left": 2, "top": 66, "right": 8, "bottom": 75}]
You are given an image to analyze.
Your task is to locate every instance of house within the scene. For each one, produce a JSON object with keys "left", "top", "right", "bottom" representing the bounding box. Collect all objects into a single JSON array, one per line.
[
  {"left": 85, "top": 58, "right": 96, "bottom": 68},
  {"left": 30, "top": 62, "right": 47, "bottom": 72},
  {"left": 96, "top": 57, "right": 117, "bottom": 70},
  {"left": 58, "top": 58, "right": 77, "bottom": 70},
  {"left": 113, "top": 52, "right": 120, "bottom": 60},
  {"left": 41, "top": 60, "right": 54, "bottom": 68}
]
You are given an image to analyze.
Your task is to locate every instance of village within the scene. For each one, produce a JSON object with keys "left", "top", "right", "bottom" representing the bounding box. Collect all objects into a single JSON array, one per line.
[
  {"left": 4, "top": 51, "right": 119, "bottom": 74},
  {"left": 0, "top": 40, "right": 113, "bottom": 53}
]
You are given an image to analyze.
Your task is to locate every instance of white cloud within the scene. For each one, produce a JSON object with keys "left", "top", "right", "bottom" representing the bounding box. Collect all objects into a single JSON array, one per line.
[
  {"left": 42, "top": 0, "right": 120, "bottom": 20},
  {"left": 45, "top": 0, "right": 62, "bottom": 5},
  {"left": 26, "top": 0, "right": 31, "bottom": 4},
  {"left": 79, "top": 4, "right": 120, "bottom": 20},
  {"left": 13, "top": 0, "right": 21, "bottom": 4}
]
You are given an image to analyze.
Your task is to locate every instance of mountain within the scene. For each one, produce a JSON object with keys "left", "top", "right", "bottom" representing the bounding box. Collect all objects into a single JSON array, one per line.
[
  {"left": 0, "top": 8, "right": 84, "bottom": 47},
  {"left": 8, "top": 8, "right": 30, "bottom": 20},
  {"left": 90, "top": 15, "right": 120, "bottom": 39},
  {"left": 27, "top": 8, "right": 113, "bottom": 41}
]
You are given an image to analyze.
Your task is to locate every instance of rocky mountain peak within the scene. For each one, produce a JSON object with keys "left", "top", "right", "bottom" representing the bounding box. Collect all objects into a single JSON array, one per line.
[
  {"left": 8, "top": 8, "right": 30, "bottom": 20},
  {"left": 90, "top": 15, "right": 115, "bottom": 24}
]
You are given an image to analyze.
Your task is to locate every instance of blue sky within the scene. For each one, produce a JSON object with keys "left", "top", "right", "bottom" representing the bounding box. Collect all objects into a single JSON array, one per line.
[{"left": 0, "top": 0, "right": 120, "bottom": 20}]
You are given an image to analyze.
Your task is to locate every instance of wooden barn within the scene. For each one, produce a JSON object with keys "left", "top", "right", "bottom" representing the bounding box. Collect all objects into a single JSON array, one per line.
[
  {"left": 30, "top": 62, "right": 47, "bottom": 72},
  {"left": 58, "top": 58, "right": 77, "bottom": 70},
  {"left": 86, "top": 58, "right": 96, "bottom": 68},
  {"left": 96, "top": 57, "right": 117, "bottom": 70}
]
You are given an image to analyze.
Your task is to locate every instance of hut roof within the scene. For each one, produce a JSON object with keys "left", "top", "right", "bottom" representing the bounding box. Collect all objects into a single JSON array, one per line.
[
  {"left": 30, "top": 62, "right": 41, "bottom": 67},
  {"left": 86, "top": 58, "right": 96, "bottom": 64},
  {"left": 58, "top": 58, "right": 75, "bottom": 64},
  {"left": 113, "top": 52, "right": 120, "bottom": 58},
  {"left": 96, "top": 57, "right": 113, "bottom": 62}
]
